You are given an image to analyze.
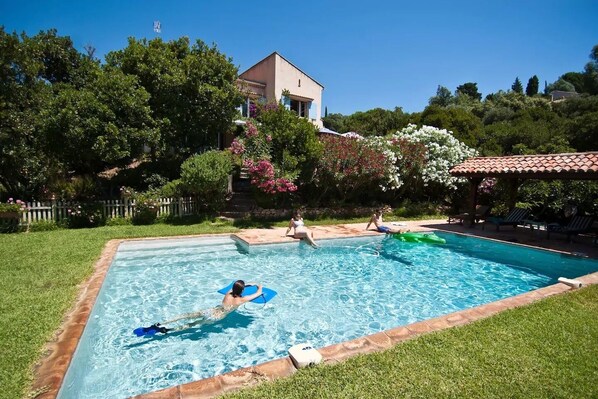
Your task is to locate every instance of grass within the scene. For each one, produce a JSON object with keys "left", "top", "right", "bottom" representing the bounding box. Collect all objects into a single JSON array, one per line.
[{"left": 0, "top": 215, "right": 596, "bottom": 399}]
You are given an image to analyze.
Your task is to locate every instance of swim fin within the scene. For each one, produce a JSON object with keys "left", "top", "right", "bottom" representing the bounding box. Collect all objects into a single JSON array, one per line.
[{"left": 133, "top": 323, "right": 169, "bottom": 337}]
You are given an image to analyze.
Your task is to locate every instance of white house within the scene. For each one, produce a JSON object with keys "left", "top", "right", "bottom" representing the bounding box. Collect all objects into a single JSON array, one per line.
[{"left": 237, "top": 52, "right": 324, "bottom": 128}]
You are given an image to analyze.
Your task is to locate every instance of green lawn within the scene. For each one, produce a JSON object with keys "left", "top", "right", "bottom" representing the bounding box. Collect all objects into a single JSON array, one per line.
[{"left": 0, "top": 218, "right": 596, "bottom": 399}]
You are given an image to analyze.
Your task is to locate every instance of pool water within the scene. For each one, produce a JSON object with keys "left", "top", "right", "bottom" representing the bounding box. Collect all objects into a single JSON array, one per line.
[{"left": 58, "top": 233, "right": 598, "bottom": 398}]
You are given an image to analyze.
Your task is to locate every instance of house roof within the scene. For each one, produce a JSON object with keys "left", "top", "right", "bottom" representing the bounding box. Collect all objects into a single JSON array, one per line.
[
  {"left": 239, "top": 52, "right": 324, "bottom": 89},
  {"left": 449, "top": 152, "right": 598, "bottom": 180}
]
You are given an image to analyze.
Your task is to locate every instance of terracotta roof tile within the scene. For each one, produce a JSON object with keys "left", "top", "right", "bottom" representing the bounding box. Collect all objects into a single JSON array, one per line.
[{"left": 450, "top": 152, "right": 598, "bottom": 179}]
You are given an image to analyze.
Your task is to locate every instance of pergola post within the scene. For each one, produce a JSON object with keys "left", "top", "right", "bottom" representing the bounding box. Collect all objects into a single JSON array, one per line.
[
  {"left": 467, "top": 177, "right": 482, "bottom": 227},
  {"left": 507, "top": 178, "right": 520, "bottom": 210}
]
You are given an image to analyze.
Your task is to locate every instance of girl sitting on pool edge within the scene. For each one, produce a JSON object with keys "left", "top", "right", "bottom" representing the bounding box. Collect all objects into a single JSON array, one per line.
[
  {"left": 366, "top": 207, "right": 406, "bottom": 234},
  {"left": 147, "top": 280, "right": 262, "bottom": 334},
  {"left": 285, "top": 210, "right": 319, "bottom": 247}
]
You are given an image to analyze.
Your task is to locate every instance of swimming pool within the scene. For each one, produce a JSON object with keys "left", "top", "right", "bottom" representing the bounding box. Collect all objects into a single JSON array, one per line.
[{"left": 57, "top": 232, "right": 598, "bottom": 398}]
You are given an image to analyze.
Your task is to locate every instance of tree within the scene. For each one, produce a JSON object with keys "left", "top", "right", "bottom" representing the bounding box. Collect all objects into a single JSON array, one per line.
[
  {"left": 44, "top": 66, "right": 158, "bottom": 175},
  {"left": 455, "top": 82, "right": 482, "bottom": 101},
  {"left": 546, "top": 78, "right": 576, "bottom": 93},
  {"left": 420, "top": 105, "right": 482, "bottom": 147},
  {"left": 511, "top": 77, "right": 523, "bottom": 93},
  {"left": 106, "top": 37, "right": 242, "bottom": 159},
  {"left": 322, "top": 112, "right": 346, "bottom": 132},
  {"left": 428, "top": 85, "right": 454, "bottom": 107},
  {"left": 583, "top": 44, "right": 598, "bottom": 95},
  {"left": 525, "top": 75, "right": 539, "bottom": 96},
  {"left": 0, "top": 28, "right": 66, "bottom": 197},
  {"left": 343, "top": 107, "right": 408, "bottom": 136},
  {"left": 256, "top": 104, "right": 322, "bottom": 182}
]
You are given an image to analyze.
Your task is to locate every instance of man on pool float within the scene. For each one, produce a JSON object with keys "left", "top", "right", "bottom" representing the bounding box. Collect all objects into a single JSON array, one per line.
[
  {"left": 135, "top": 280, "right": 262, "bottom": 335},
  {"left": 366, "top": 207, "right": 406, "bottom": 234}
]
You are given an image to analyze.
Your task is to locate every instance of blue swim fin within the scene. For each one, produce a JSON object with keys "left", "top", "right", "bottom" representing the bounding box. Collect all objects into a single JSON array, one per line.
[{"left": 133, "top": 323, "right": 168, "bottom": 337}]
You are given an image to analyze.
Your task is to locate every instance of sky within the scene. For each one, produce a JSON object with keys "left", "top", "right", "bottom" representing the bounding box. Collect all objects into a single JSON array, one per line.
[{"left": 1, "top": 0, "right": 597, "bottom": 115}]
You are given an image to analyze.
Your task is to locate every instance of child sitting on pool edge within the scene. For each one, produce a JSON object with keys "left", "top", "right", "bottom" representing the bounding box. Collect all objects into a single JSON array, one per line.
[
  {"left": 366, "top": 207, "right": 406, "bottom": 234},
  {"left": 285, "top": 210, "right": 319, "bottom": 247}
]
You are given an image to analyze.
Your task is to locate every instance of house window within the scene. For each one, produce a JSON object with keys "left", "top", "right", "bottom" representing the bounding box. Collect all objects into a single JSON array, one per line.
[
  {"left": 290, "top": 99, "right": 309, "bottom": 118},
  {"left": 240, "top": 98, "right": 258, "bottom": 118}
]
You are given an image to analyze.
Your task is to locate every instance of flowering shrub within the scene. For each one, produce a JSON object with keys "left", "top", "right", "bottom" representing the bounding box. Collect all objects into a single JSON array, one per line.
[
  {"left": 132, "top": 192, "right": 160, "bottom": 225},
  {"left": 478, "top": 177, "right": 497, "bottom": 195},
  {"left": 64, "top": 202, "right": 105, "bottom": 228},
  {"left": 229, "top": 117, "right": 304, "bottom": 200},
  {"left": 244, "top": 159, "right": 297, "bottom": 194},
  {"left": 314, "top": 136, "right": 389, "bottom": 203},
  {"left": 391, "top": 124, "right": 476, "bottom": 190},
  {"left": 0, "top": 198, "right": 28, "bottom": 233},
  {"left": 229, "top": 138, "right": 245, "bottom": 155},
  {"left": 0, "top": 198, "right": 28, "bottom": 214}
]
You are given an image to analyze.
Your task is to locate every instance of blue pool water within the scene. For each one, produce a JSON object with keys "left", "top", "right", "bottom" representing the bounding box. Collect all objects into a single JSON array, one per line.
[{"left": 58, "top": 233, "right": 598, "bottom": 398}]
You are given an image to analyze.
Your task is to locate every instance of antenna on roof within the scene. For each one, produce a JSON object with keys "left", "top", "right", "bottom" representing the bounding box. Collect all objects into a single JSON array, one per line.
[{"left": 153, "top": 21, "right": 161, "bottom": 34}]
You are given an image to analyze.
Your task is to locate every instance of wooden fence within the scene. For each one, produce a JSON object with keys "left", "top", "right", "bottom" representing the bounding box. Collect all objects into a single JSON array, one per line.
[{"left": 19, "top": 197, "right": 200, "bottom": 224}]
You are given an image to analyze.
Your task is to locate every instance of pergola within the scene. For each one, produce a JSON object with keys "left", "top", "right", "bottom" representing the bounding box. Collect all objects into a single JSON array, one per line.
[{"left": 449, "top": 152, "right": 598, "bottom": 226}]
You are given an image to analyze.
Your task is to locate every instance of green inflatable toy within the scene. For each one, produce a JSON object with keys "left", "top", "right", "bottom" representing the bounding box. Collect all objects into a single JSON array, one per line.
[{"left": 392, "top": 232, "right": 446, "bottom": 244}]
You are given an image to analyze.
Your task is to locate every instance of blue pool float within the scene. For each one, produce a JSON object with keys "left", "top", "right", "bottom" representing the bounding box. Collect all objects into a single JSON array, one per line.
[
  {"left": 393, "top": 232, "right": 446, "bottom": 244},
  {"left": 217, "top": 281, "right": 277, "bottom": 304}
]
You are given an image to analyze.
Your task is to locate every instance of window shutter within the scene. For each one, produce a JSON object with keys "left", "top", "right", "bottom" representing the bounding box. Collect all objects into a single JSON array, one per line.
[{"left": 309, "top": 101, "right": 316, "bottom": 120}]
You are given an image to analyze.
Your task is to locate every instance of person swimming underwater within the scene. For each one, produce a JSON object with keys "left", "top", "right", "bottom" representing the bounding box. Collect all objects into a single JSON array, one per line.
[{"left": 140, "top": 280, "right": 262, "bottom": 334}]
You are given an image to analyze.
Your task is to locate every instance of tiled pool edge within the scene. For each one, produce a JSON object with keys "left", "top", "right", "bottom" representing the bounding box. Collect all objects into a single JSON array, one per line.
[
  {"left": 29, "top": 229, "right": 598, "bottom": 399},
  {"left": 31, "top": 238, "right": 122, "bottom": 399}
]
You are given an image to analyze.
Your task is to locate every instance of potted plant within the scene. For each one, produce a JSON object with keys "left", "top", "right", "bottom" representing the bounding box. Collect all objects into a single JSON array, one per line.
[{"left": 0, "top": 198, "right": 27, "bottom": 233}]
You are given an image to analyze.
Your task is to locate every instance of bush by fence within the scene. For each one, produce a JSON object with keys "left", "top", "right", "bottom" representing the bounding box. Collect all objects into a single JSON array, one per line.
[{"left": 15, "top": 197, "right": 201, "bottom": 225}]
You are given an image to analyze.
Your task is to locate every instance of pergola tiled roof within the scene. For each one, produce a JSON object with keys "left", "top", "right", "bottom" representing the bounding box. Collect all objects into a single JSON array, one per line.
[{"left": 450, "top": 152, "right": 598, "bottom": 180}]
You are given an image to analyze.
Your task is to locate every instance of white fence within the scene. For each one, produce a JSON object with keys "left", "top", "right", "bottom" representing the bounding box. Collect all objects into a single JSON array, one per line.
[{"left": 19, "top": 197, "right": 200, "bottom": 224}]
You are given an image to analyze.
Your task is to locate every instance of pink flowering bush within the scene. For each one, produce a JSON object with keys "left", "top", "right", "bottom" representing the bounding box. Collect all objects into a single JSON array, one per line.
[
  {"left": 244, "top": 159, "right": 298, "bottom": 195},
  {"left": 229, "top": 138, "right": 245, "bottom": 155},
  {"left": 314, "top": 136, "right": 389, "bottom": 203},
  {"left": 0, "top": 198, "right": 28, "bottom": 233},
  {"left": 230, "top": 118, "right": 299, "bottom": 200},
  {"left": 0, "top": 198, "right": 28, "bottom": 214}
]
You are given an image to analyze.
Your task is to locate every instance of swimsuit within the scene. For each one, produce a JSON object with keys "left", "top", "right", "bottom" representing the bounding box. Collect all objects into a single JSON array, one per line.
[
  {"left": 293, "top": 219, "right": 305, "bottom": 228},
  {"left": 377, "top": 225, "right": 391, "bottom": 233}
]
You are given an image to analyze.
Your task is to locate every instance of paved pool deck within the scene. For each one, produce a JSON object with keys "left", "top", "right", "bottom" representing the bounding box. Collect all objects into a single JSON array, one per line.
[{"left": 31, "top": 219, "right": 598, "bottom": 399}]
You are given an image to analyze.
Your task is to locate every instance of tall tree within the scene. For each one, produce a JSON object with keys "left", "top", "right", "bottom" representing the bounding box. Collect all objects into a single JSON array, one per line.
[
  {"left": 428, "top": 85, "right": 454, "bottom": 107},
  {"left": 455, "top": 82, "right": 482, "bottom": 101},
  {"left": 546, "top": 78, "right": 576, "bottom": 93},
  {"left": 0, "top": 28, "right": 67, "bottom": 197},
  {"left": 322, "top": 113, "right": 346, "bottom": 133},
  {"left": 106, "top": 37, "right": 242, "bottom": 158},
  {"left": 511, "top": 77, "right": 523, "bottom": 93},
  {"left": 44, "top": 65, "right": 158, "bottom": 175},
  {"left": 583, "top": 44, "right": 598, "bottom": 95},
  {"left": 525, "top": 75, "right": 539, "bottom": 96}
]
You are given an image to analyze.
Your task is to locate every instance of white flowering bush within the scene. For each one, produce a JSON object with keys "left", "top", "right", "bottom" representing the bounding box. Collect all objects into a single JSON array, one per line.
[
  {"left": 391, "top": 124, "right": 477, "bottom": 190},
  {"left": 361, "top": 124, "right": 476, "bottom": 203}
]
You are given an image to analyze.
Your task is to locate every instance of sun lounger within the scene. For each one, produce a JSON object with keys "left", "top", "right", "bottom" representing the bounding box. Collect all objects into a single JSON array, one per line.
[
  {"left": 482, "top": 207, "right": 529, "bottom": 231},
  {"left": 547, "top": 215, "right": 594, "bottom": 242},
  {"left": 448, "top": 205, "right": 491, "bottom": 225}
]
